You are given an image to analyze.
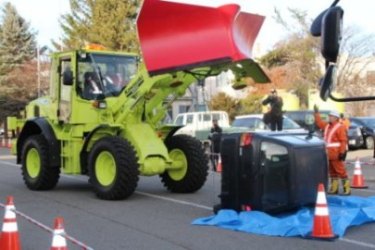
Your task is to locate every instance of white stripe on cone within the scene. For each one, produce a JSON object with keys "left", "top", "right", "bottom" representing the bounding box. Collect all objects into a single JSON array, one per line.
[
  {"left": 354, "top": 169, "right": 362, "bottom": 175},
  {"left": 315, "top": 206, "right": 329, "bottom": 216},
  {"left": 51, "top": 229, "right": 67, "bottom": 247},
  {"left": 2, "top": 221, "right": 18, "bottom": 232},
  {"left": 316, "top": 191, "right": 327, "bottom": 205},
  {"left": 4, "top": 205, "right": 16, "bottom": 219}
]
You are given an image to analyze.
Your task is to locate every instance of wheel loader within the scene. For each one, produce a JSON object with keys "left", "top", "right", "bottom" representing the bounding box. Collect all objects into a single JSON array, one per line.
[{"left": 7, "top": 0, "right": 269, "bottom": 200}]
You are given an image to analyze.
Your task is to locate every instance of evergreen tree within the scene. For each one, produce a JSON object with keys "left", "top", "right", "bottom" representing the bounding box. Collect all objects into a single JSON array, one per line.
[
  {"left": 0, "top": 2, "right": 37, "bottom": 125},
  {"left": 0, "top": 2, "right": 36, "bottom": 77},
  {"left": 59, "top": 0, "right": 140, "bottom": 51}
]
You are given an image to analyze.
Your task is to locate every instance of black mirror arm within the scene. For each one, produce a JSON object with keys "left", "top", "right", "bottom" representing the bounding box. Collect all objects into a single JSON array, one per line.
[
  {"left": 330, "top": 0, "right": 340, "bottom": 7},
  {"left": 329, "top": 93, "right": 375, "bottom": 102}
]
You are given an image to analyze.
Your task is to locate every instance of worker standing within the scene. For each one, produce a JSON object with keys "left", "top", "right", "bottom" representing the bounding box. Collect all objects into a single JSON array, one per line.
[
  {"left": 262, "top": 89, "right": 283, "bottom": 131},
  {"left": 209, "top": 119, "right": 222, "bottom": 171},
  {"left": 340, "top": 113, "right": 351, "bottom": 132},
  {"left": 314, "top": 105, "right": 350, "bottom": 195}
]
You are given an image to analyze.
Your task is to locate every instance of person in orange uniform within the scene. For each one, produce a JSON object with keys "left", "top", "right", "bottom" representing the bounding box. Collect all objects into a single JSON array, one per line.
[
  {"left": 340, "top": 113, "right": 351, "bottom": 132},
  {"left": 314, "top": 105, "right": 350, "bottom": 195}
]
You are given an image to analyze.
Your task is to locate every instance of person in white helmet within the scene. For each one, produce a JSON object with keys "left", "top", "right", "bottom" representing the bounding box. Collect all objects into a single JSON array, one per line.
[{"left": 314, "top": 105, "right": 350, "bottom": 195}]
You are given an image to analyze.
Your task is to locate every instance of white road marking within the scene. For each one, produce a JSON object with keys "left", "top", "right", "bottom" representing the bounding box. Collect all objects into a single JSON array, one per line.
[
  {"left": 2, "top": 158, "right": 375, "bottom": 248},
  {"left": 353, "top": 189, "right": 375, "bottom": 194},
  {"left": 0, "top": 155, "right": 16, "bottom": 160},
  {"left": 135, "top": 191, "right": 212, "bottom": 210},
  {"left": 340, "top": 238, "right": 375, "bottom": 249}
]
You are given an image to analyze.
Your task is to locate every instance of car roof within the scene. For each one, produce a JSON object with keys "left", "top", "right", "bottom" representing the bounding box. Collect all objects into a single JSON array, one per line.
[
  {"left": 351, "top": 117, "right": 375, "bottom": 120},
  {"left": 284, "top": 110, "right": 331, "bottom": 114},
  {"left": 235, "top": 114, "right": 290, "bottom": 119},
  {"left": 176, "top": 111, "right": 227, "bottom": 116}
]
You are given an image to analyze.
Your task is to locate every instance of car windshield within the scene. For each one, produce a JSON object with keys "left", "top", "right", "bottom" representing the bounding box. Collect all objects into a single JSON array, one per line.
[
  {"left": 282, "top": 117, "right": 301, "bottom": 129},
  {"left": 361, "top": 118, "right": 375, "bottom": 128},
  {"left": 78, "top": 53, "right": 137, "bottom": 99},
  {"left": 232, "top": 116, "right": 302, "bottom": 130},
  {"left": 232, "top": 117, "right": 257, "bottom": 128}
]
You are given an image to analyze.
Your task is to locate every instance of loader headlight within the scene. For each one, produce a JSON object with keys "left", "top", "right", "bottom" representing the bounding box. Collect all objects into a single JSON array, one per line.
[{"left": 92, "top": 100, "right": 107, "bottom": 109}]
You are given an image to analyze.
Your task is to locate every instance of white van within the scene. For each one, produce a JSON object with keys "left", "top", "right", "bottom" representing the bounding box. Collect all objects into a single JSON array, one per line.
[{"left": 173, "top": 111, "right": 230, "bottom": 140}]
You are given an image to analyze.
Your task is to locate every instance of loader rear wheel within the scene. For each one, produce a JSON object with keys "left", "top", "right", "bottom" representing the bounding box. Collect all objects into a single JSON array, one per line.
[
  {"left": 21, "top": 135, "right": 60, "bottom": 190},
  {"left": 161, "top": 135, "right": 208, "bottom": 193},
  {"left": 88, "top": 137, "right": 139, "bottom": 200}
]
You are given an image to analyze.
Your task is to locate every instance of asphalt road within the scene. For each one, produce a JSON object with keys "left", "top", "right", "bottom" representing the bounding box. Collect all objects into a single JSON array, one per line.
[{"left": 1, "top": 148, "right": 375, "bottom": 250}]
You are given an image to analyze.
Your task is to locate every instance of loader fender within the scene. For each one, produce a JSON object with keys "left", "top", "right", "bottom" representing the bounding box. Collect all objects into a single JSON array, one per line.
[
  {"left": 17, "top": 118, "right": 60, "bottom": 167},
  {"left": 80, "top": 125, "right": 111, "bottom": 174},
  {"left": 165, "top": 126, "right": 184, "bottom": 142}
]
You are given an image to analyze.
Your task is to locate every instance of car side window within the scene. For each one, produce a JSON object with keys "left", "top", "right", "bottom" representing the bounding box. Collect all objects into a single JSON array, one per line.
[
  {"left": 186, "top": 115, "right": 194, "bottom": 124},
  {"left": 175, "top": 116, "right": 184, "bottom": 126}
]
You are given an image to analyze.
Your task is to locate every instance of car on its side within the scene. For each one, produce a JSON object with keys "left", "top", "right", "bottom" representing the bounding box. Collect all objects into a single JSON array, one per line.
[
  {"left": 349, "top": 117, "right": 375, "bottom": 149},
  {"left": 232, "top": 114, "right": 307, "bottom": 133}
]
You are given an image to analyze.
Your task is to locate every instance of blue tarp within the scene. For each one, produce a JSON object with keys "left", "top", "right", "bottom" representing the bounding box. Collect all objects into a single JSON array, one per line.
[{"left": 192, "top": 196, "right": 375, "bottom": 238}]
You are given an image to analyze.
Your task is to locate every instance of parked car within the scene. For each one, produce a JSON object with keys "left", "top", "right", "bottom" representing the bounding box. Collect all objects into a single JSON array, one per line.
[
  {"left": 347, "top": 125, "right": 365, "bottom": 149},
  {"left": 284, "top": 110, "right": 331, "bottom": 131},
  {"left": 349, "top": 117, "right": 375, "bottom": 149},
  {"left": 0, "top": 128, "right": 3, "bottom": 137},
  {"left": 232, "top": 114, "right": 306, "bottom": 133},
  {"left": 173, "top": 111, "right": 230, "bottom": 142}
]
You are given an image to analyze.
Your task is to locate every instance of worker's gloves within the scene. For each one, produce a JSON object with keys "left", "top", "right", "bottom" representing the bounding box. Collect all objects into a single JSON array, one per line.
[
  {"left": 338, "top": 152, "right": 346, "bottom": 161},
  {"left": 313, "top": 104, "right": 319, "bottom": 113}
]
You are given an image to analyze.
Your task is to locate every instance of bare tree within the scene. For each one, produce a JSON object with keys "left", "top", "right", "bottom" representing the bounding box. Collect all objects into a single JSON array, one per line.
[{"left": 336, "top": 26, "right": 375, "bottom": 89}]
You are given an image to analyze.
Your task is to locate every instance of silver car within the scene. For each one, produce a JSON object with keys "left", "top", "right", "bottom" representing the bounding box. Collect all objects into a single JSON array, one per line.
[{"left": 232, "top": 114, "right": 307, "bottom": 133}]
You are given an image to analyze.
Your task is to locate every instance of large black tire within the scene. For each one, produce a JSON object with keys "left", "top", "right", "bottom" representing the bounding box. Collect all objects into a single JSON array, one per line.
[
  {"left": 88, "top": 136, "right": 139, "bottom": 200},
  {"left": 161, "top": 135, "right": 208, "bottom": 193},
  {"left": 21, "top": 135, "right": 60, "bottom": 190}
]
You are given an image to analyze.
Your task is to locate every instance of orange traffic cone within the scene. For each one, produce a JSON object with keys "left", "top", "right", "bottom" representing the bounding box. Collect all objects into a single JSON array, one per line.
[
  {"left": 216, "top": 155, "right": 222, "bottom": 173},
  {"left": 50, "top": 217, "right": 68, "bottom": 250},
  {"left": 311, "top": 183, "right": 337, "bottom": 240},
  {"left": 351, "top": 157, "right": 368, "bottom": 189},
  {"left": 0, "top": 196, "right": 21, "bottom": 250}
]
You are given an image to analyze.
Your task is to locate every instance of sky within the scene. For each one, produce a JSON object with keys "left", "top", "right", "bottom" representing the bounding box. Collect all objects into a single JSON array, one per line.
[{"left": 0, "top": 0, "right": 373, "bottom": 56}]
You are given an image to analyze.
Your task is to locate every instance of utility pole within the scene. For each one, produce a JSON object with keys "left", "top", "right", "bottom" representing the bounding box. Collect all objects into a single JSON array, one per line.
[
  {"left": 37, "top": 46, "right": 41, "bottom": 97},
  {"left": 36, "top": 45, "right": 48, "bottom": 97}
]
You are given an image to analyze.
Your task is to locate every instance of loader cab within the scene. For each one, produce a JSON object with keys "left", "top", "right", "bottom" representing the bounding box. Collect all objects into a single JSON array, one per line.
[
  {"left": 52, "top": 53, "right": 76, "bottom": 123},
  {"left": 51, "top": 50, "right": 138, "bottom": 124},
  {"left": 76, "top": 52, "right": 138, "bottom": 100}
]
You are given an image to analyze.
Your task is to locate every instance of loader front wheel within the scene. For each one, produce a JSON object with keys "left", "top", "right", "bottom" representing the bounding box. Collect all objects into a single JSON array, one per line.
[
  {"left": 88, "top": 137, "right": 139, "bottom": 200},
  {"left": 21, "top": 135, "right": 60, "bottom": 190},
  {"left": 161, "top": 135, "right": 208, "bottom": 193}
]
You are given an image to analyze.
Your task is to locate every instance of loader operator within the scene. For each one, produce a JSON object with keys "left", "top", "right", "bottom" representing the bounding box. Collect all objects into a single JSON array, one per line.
[{"left": 314, "top": 105, "right": 350, "bottom": 195}]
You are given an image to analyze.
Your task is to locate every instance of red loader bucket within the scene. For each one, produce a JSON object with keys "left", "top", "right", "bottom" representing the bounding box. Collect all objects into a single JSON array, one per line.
[{"left": 137, "top": 0, "right": 266, "bottom": 76}]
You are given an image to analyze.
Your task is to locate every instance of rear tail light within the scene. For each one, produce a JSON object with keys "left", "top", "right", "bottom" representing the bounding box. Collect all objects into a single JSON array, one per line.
[{"left": 240, "top": 133, "right": 252, "bottom": 147}]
